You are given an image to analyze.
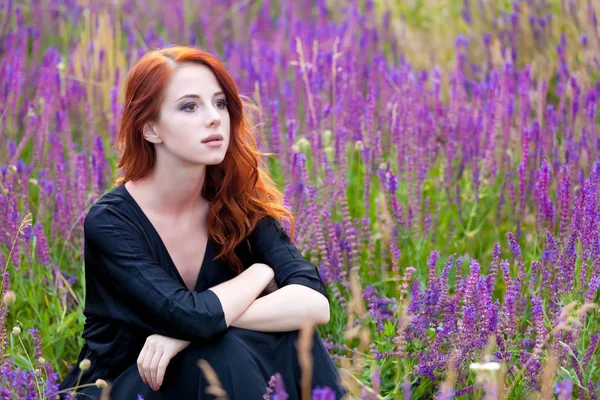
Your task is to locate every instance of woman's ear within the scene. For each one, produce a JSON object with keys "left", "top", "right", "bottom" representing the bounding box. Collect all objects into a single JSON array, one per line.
[{"left": 142, "top": 122, "right": 163, "bottom": 144}]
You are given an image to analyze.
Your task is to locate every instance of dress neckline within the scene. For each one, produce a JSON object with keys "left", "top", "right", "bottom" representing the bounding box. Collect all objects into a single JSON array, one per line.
[{"left": 116, "top": 183, "right": 211, "bottom": 293}]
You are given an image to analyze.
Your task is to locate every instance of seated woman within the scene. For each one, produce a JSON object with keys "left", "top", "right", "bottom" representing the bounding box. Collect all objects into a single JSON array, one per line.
[{"left": 58, "top": 45, "right": 346, "bottom": 399}]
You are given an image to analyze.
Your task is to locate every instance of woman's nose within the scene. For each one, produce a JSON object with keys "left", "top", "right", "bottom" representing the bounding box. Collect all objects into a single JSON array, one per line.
[{"left": 205, "top": 106, "right": 222, "bottom": 128}]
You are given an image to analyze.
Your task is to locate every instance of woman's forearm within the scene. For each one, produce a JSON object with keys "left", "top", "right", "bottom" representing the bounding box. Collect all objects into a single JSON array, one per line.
[
  {"left": 230, "top": 284, "right": 330, "bottom": 331},
  {"left": 208, "top": 263, "right": 273, "bottom": 327}
]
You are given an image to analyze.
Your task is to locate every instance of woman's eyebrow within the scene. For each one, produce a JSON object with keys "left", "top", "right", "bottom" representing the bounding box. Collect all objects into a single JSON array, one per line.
[{"left": 174, "top": 91, "right": 224, "bottom": 103}]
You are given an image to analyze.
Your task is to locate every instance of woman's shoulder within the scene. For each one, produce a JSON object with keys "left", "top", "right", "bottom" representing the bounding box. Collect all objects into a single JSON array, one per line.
[
  {"left": 245, "top": 214, "right": 295, "bottom": 247},
  {"left": 91, "top": 184, "right": 133, "bottom": 209},
  {"left": 84, "top": 185, "right": 140, "bottom": 231}
]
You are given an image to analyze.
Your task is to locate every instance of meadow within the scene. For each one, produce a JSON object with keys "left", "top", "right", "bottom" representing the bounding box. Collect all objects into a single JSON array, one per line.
[{"left": 1, "top": 0, "right": 600, "bottom": 398}]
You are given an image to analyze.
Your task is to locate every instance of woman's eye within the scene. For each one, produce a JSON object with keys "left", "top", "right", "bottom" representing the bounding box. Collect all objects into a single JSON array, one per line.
[
  {"left": 216, "top": 100, "right": 228, "bottom": 109},
  {"left": 182, "top": 103, "right": 197, "bottom": 112}
]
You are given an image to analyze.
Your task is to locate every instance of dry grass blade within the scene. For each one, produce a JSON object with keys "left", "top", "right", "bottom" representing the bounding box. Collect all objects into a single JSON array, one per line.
[
  {"left": 575, "top": 303, "right": 598, "bottom": 317},
  {"left": 539, "top": 350, "right": 558, "bottom": 400},
  {"left": 438, "top": 349, "right": 459, "bottom": 399},
  {"left": 345, "top": 270, "right": 367, "bottom": 336},
  {"left": 339, "top": 269, "right": 371, "bottom": 398},
  {"left": 198, "top": 359, "right": 229, "bottom": 399},
  {"left": 374, "top": 193, "right": 393, "bottom": 244},
  {"left": 394, "top": 299, "right": 412, "bottom": 358},
  {"left": 298, "top": 320, "right": 315, "bottom": 400},
  {"left": 505, "top": 301, "right": 596, "bottom": 397},
  {"left": 4, "top": 212, "right": 33, "bottom": 272},
  {"left": 555, "top": 301, "right": 579, "bottom": 327},
  {"left": 19, "top": 213, "right": 33, "bottom": 233},
  {"left": 479, "top": 336, "right": 507, "bottom": 399},
  {"left": 497, "top": 364, "right": 509, "bottom": 400},
  {"left": 100, "top": 382, "right": 112, "bottom": 400}
]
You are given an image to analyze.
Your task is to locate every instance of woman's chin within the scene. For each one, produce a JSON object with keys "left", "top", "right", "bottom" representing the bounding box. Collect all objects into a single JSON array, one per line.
[{"left": 194, "top": 155, "right": 226, "bottom": 166}]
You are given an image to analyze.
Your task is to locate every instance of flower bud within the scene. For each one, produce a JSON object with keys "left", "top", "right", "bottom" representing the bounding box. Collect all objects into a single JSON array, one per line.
[
  {"left": 295, "top": 137, "right": 311, "bottom": 153},
  {"left": 355, "top": 140, "right": 364, "bottom": 151},
  {"left": 3, "top": 291, "right": 16, "bottom": 306},
  {"left": 95, "top": 379, "right": 108, "bottom": 388},
  {"left": 581, "top": 35, "right": 588, "bottom": 48},
  {"left": 322, "top": 130, "right": 332, "bottom": 145},
  {"left": 79, "top": 359, "right": 91, "bottom": 371},
  {"left": 38, "top": 357, "right": 46, "bottom": 364},
  {"left": 12, "top": 326, "right": 21, "bottom": 335}
]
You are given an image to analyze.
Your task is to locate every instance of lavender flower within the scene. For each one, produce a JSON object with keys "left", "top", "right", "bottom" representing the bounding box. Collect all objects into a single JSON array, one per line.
[{"left": 555, "top": 379, "right": 573, "bottom": 400}]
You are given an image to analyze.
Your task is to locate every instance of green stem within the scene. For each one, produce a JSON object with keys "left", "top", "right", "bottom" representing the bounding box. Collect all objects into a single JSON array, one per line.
[{"left": 16, "top": 334, "right": 43, "bottom": 398}]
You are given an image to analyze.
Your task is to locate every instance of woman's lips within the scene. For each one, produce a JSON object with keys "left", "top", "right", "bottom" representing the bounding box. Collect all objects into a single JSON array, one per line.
[{"left": 202, "top": 140, "right": 223, "bottom": 147}]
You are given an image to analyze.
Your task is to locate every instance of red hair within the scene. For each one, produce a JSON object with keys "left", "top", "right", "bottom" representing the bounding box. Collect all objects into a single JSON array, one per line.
[{"left": 113, "top": 45, "right": 294, "bottom": 274}]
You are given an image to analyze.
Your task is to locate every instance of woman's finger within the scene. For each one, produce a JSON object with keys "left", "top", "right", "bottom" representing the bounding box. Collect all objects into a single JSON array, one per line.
[
  {"left": 149, "top": 348, "right": 163, "bottom": 390},
  {"left": 137, "top": 345, "right": 149, "bottom": 385},
  {"left": 142, "top": 345, "right": 156, "bottom": 388},
  {"left": 155, "top": 352, "right": 170, "bottom": 390}
]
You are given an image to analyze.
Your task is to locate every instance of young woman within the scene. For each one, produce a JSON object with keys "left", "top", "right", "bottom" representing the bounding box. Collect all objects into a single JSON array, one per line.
[{"left": 58, "top": 45, "right": 346, "bottom": 399}]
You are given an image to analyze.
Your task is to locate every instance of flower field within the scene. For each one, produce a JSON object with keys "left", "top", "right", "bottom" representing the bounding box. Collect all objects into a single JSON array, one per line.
[{"left": 1, "top": 0, "right": 600, "bottom": 398}]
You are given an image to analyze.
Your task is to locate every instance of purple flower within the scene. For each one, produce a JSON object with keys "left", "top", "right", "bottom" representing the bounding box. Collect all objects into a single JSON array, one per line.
[
  {"left": 271, "top": 373, "right": 288, "bottom": 400},
  {"left": 531, "top": 295, "right": 546, "bottom": 349},
  {"left": 583, "top": 334, "right": 600, "bottom": 369},
  {"left": 454, "top": 34, "right": 469, "bottom": 48},
  {"left": 389, "top": 245, "right": 401, "bottom": 266},
  {"left": 586, "top": 277, "right": 600, "bottom": 304},
  {"left": 28, "top": 328, "right": 43, "bottom": 361},
  {"left": 507, "top": 232, "right": 522, "bottom": 264},
  {"left": 264, "top": 374, "right": 277, "bottom": 400},
  {"left": 312, "top": 387, "right": 336, "bottom": 400},
  {"left": 363, "top": 285, "right": 396, "bottom": 333},
  {"left": 555, "top": 379, "right": 573, "bottom": 399}
]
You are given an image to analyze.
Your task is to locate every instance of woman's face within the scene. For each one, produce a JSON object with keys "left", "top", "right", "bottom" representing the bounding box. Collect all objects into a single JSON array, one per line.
[{"left": 144, "top": 62, "right": 231, "bottom": 166}]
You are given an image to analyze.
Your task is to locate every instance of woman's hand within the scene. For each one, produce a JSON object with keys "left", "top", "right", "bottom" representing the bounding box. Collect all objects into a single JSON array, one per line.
[{"left": 137, "top": 334, "right": 191, "bottom": 391}]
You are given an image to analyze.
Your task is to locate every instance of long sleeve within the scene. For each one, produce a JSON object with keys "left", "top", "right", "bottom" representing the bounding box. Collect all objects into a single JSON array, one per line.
[
  {"left": 83, "top": 204, "right": 228, "bottom": 341},
  {"left": 248, "top": 216, "right": 329, "bottom": 300}
]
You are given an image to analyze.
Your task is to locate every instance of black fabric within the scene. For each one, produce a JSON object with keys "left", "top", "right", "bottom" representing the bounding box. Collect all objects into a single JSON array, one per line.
[{"left": 58, "top": 184, "right": 345, "bottom": 399}]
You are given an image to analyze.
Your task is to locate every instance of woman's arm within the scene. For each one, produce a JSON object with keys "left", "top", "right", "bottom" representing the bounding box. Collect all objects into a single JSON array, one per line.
[
  {"left": 230, "top": 284, "right": 330, "bottom": 331},
  {"left": 241, "top": 216, "right": 331, "bottom": 331},
  {"left": 84, "top": 205, "right": 272, "bottom": 341},
  {"left": 209, "top": 263, "right": 274, "bottom": 327}
]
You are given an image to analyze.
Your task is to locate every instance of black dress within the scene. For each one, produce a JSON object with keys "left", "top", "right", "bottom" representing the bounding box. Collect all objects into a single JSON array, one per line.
[{"left": 58, "top": 183, "right": 346, "bottom": 399}]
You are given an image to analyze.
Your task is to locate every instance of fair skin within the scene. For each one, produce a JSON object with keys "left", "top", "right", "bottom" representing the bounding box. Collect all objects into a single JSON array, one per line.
[{"left": 125, "top": 63, "right": 330, "bottom": 391}]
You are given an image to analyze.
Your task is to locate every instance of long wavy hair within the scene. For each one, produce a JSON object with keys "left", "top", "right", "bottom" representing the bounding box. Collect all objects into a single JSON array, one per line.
[{"left": 113, "top": 45, "right": 294, "bottom": 274}]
